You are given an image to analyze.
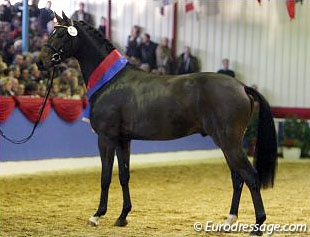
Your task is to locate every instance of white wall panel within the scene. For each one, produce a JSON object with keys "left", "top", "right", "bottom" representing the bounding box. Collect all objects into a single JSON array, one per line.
[
  {"left": 61, "top": 0, "right": 309, "bottom": 107},
  {"left": 175, "top": 0, "right": 309, "bottom": 107}
]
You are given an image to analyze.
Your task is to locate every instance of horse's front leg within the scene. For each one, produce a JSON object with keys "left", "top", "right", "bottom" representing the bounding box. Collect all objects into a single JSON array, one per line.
[
  {"left": 114, "top": 140, "right": 132, "bottom": 227},
  {"left": 89, "top": 135, "right": 115, "bottom": 226}
]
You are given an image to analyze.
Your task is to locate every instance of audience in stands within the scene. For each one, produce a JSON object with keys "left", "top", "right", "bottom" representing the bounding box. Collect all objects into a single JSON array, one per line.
[
  {"left": 98, "top": 16, "right": 106, "bottom": 38},
  {"left": 139, "top": 33, "right": 158, "bottom": 73},
  {"left": 176, "top": 46, "right": 200, "bottom": 74},
  {"left": 0, "top": 1, "right": 205, "bottom": 100},
  {"left": 37, "top": 1, "right": 54, "bottom": 35},
  {"left": 71, "top": 2, "right": 95, "bottom": 27},
  {"left": 217, "top": 58, "right": 235, "bottom": 78},
  {"left": 125, "top": 25, "right": 141, "bottom": 65},
  {"left": 0, "top": 1, "right": 87, "bottom": 99},
  {"left": 154, "top": 37, "right": 173, "bottom": 75}
]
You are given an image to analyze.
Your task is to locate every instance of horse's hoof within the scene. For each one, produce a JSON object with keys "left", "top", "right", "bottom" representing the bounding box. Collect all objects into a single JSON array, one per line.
[
  {"left": 250, "top": 230, "right": 263, "bottom": 236},
  {"left": 114, "top": 218, "right": 128, "bottom": 227},
  {"left": 224, "top": 214, "right": 238, "bottom": 225},
  {"left": 88, "top": 216, "right": 100, "bottom": 226}
]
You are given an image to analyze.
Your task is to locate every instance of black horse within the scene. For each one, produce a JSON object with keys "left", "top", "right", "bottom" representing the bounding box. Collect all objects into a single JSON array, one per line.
[{"left": 37, "top": 12, "right": 277, "bottom": 235}]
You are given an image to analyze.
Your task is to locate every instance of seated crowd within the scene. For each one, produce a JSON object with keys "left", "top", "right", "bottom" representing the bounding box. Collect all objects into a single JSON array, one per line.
[
  {"left": 0, "top": 1, "right": 86, "bottom": 98},
  {"left": 2, "top": 1, "right": 235, "bottom": 99},
  {"left": 125, "top": 25, "right": 200, "bottom": 75}
]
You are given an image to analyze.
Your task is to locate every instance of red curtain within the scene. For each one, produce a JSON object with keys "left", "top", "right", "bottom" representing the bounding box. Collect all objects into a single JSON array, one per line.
[
  {"left": 286, "top": 0, "right": 296, "bottom": 20},
  {"left": 185, "top": 1, "right": 194, "bottom": 12},
  {"left": 82, "top": 97, "right": 88, "bottom": 109},
  {"left": 15, "top": 96, "right": 52, "bottom": 123},
  {"left": 52, "top": 98, "right": 83, "bottom": 122},
  {"left": 0, "top": 96, "right": 16, "bottom": 123}
]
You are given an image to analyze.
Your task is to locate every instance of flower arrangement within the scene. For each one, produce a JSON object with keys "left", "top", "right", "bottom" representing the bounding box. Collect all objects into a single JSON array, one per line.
[
  {"left": 281, "top": 138, "right": 302, "bottom": 148},
  {"left": 281, "top": 117, "right": 310, "bottom": 157}
]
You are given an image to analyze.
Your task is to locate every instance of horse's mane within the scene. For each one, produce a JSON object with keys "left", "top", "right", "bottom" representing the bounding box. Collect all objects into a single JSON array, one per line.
[{"left": 76, "top": 21, "right": 115, "bottom": 53}]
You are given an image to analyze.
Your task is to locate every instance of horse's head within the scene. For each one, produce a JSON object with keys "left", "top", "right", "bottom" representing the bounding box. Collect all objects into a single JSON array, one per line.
[{"left": 37, "top": 12, "right": 80, "bottom": 71}]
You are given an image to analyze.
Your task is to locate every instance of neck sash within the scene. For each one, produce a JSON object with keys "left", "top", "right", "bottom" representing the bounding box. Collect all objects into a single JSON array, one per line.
[{"left": 83, "top": 49, "right": 128, "bottom": 119}]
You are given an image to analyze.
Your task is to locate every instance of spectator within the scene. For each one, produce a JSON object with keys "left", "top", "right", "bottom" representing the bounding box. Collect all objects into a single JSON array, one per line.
[
  {"left": 19, "top": 68, "right": 29, "bottom": 83},
  {"left": 71, "top": 2, "right": 94, "bottom": 27},
  {"left": 0, "top": 55, "right": 8, "bottom": 76},
  {"left": 13, "top": 39, "right": 22, "bottom": 54},
  {"left": 28, "top": 63, "right": 41, "bottom": 81},
  {"left": 217, "top": 58, "right": 235, "bottom": 78},
  {"left": 23, "top": 53, "right": 33, "bottom": 68},
  {"left": 72, "top": 85, "right": 86, "bottom": 99},
  {"left": 98, "top": 16, "right": 106, "bottom": 38},
  {"left": 10, "top": 16, "right": 22, "bottom": 39},
  {"left": 11, "top": 77, "right": 19, "bottom": 95},
  {"left": 2, "top": 41, "right": 14, "bottom": 65},
  {"left": 24, "top": 81, "right": 39, "bottom": 97},
  {"left": 139, "top": 33, "right": 158, "bottom": 72},
  {"left": 0, "top": 0, "right": 13, "bottom": 23},
  {"left": 176, "top": 46, "right": 200, "bottom": 74},
  {"left": 9, "top": 65, "right": 21, "bottom": 80},
  {"left": 50, "top": 82, "right": 59, "bottom": 98},
  {"left": 154, "top": 37, "right": 173, "bottom": 75},
  {"left": 46, "top": 19, "right": 55, "bottom": 35},
  {"left": 38, "top": 83, "right": 47, "bottom": 97},
  {"left": 125, "top": 25, "right": 141, "bottom": 64},
  {"left": 58, "top": 84, "right": 71, "bottom": 99},
  {"left": 59, "top": 68, "right": 79, "bottom": 95},
  {"left": 16, "top": 83, "right": 25, "bottom": 95},
  {"left": 1, "top": 77, "right": 14, "bottom": 95},
  {"left": 13, "top": 53, "right": 23, "bottom": 68},
  {"left": 37, "top": 1, "right": 54, "bottom": 35},
  {"left": 29, "top": 0, "right": 40, "bottom": 19}
]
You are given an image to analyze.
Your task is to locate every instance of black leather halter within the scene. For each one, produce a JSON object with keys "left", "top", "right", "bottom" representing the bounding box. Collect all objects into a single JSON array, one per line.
[
  {"left": 44, "top": 25, "right": 74, "bottom": 65},
  {"left": 44, "top": 43, "right": 64, "bottom": 65}
]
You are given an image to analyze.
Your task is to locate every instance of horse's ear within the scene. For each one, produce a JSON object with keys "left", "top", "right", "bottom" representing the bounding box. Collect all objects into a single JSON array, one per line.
[
  {"left": 62, "top": 11, "right": 71, "bottom": 25},
  {"left": 55, "top": 12, "right": 63, "bottom": 24}
]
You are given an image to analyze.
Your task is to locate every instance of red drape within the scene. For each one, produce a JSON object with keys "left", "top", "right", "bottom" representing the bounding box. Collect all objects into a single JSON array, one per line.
[
  {"left": 0, "top": 96, "right": 16, "bottom": 123},
  {"left": 286, "top": 0, "right": 296, "bottom": 20},
  {"left": 82, "top": 97, "right": 88, "bottom": 109},
  {"left": 185, "top": 1, "right": 194, "bottom": 12},
  {"left": 15, "top": 96, "right": 52, "bottom": 123},
  {"left": 52, "top": 98, "right": 83, "bottom": 122}
]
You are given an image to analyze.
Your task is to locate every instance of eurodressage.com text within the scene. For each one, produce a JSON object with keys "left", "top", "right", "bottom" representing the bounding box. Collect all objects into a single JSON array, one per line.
[{"left": 193, "top": 221, "right": 308, "bottom": 235}]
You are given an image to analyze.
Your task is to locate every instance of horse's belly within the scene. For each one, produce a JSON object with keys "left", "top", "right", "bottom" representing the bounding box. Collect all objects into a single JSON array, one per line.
[{"left": 122, "top": 110, "right": 202, "bottom": 140}]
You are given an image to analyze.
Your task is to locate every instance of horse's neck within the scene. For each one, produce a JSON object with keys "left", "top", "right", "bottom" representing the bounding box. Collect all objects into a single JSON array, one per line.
[
  {"left": 75, "top": 38, "right": 109, "bottom": 84},
  {"left": 76, "top": 50, "right": 102, "bottom": 84}
]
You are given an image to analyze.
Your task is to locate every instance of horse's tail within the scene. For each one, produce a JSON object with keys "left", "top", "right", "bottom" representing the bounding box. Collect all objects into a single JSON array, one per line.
[{"left": 244, "top": 86, "right": 277, "bottom": 189}]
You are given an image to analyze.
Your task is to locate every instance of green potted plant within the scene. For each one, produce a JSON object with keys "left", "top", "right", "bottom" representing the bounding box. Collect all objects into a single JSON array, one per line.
[
  {"left": 281, "top": 117, "right": 309, "bottom": 159},
  {"left": 300, "top": 120, "right": 310, "bottom": 158}
]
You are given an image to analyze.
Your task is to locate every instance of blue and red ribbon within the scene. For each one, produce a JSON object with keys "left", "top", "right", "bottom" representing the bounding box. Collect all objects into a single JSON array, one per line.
[{"left": 83, "top": 49, "right": 128, "bottom": 119}]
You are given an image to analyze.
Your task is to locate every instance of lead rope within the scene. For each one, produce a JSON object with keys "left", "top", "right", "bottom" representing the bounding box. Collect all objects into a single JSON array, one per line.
[{"left": 0, "top": 67, "right": 56, "bottom": 144}]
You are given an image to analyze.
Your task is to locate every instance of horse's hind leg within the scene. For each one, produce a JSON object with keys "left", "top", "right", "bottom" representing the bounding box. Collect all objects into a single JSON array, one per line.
[
  {"left": 89, "top": 135, "right": 115, "bottom": 226},
  {"left": 223, "top": 146, "right": 266, "bottom": 236},
  {"left": 224, "top": 168, "right": 244, "bottom": 225},
  {"left": 115, "top": 141, "right": 132, "bottom": 227}
]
